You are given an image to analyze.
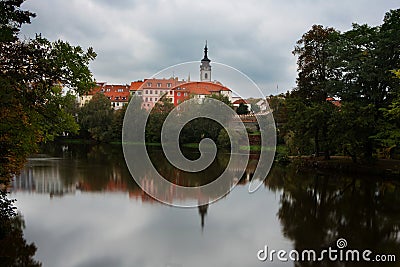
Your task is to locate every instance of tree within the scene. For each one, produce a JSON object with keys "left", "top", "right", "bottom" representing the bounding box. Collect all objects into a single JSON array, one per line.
[
  {"left": 145, "top": 95, "right": 174, "bottom": 143},
  {"left": 0, "top": 0, "right": 96, "bottom": 182},
  {"left": 330, "top": 10, "right": 400, "bottom": 160},
  {"left": 236, "top": 102, "right": 249, "bottom": 115},
  {"left": 78, "top": 93, "right": 113, "bottom": 142},
  {"left": 290, "top": 25, "right": 339, "bottom": 159}
]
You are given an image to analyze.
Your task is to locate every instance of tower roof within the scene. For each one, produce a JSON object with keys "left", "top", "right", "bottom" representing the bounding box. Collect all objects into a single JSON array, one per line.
[{"left": 201, "top": 41, "right": 210, "bottom": 62}]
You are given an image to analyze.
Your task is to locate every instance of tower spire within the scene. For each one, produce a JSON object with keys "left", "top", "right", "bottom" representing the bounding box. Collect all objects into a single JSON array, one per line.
[
  {"left": 202, "top": 40, "right": 210, "bottom": 62},
  {"left": 200, "top": 41, "right": 211, "bottom": 82}
]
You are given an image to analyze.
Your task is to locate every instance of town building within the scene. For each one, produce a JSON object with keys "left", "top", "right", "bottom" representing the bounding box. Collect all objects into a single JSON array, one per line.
[
  {"left": 137, "top": 77, "right": 184, "bottom": 110},
  {"left": 80, "top": 42, "right": 233, "bottom": 110},
  {"left": 79, "top": 83, "right": 131, "bottom": 110}
]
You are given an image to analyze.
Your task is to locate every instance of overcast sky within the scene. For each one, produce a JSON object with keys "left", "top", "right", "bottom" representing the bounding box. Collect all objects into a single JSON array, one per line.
[{"left": 20, "top": 0, "right": 399, "bottom": 96}]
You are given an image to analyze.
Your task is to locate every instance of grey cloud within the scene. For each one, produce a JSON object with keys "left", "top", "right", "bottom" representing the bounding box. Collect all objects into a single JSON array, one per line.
[{"left": 20, "top": 0, "right": 400, "bottom": 93}]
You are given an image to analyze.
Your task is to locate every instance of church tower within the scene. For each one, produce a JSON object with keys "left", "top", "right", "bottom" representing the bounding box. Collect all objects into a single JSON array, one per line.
[{"left": 200, "top": 41, "right": 211, "bottom": 82}]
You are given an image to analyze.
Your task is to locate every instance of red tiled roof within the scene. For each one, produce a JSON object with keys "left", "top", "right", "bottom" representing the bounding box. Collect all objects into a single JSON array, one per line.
[
  {"left": 326, "top": 97, "right": 341, "bottom": 107},
  {"left": 130, "top": 81, "right": 144, "bottom": 91},
  {"left": 138, "top": 78, "right": 184, "bottom": 90},
  {"left": 233, "top": 99, "right": 248, "bottom": 105},
  {"left": 87, "top": 83, "right": 130, "bottom": 102},
  {"left": 172, "top": 81, "right": 231, "bottom": 95}
]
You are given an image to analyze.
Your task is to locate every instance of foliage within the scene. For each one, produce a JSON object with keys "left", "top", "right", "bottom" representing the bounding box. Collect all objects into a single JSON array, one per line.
[
  {"left": 78, "top": 93, "right": 113, "bottom": 142},
  {"left": 288, "top": 9, "right": 400, "bottom": 161},
  {"left": 236, "top": 102, "right": 249, "bottom": 115},
  {"left": 0, "top": 0, "right": 96, "bottom": 181},
  {"left": 145, "top": 95, "right": 174, "bottom": 143},
  {"left": 0, "top": 189, "right": 41, "bottom": 266}
]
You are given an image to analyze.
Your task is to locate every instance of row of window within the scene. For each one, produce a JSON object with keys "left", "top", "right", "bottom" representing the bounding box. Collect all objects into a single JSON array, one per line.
[
  {"left": 144, "top": 90, "right": 174, "bottom": 95},
  {"left": 176, "top": 92, "right": 188, "bottom": 97},
  {"left": 144, "top": 97, "right": 173, "bottom": 102},
  {"left": 107, "top": 96, "right": 127, "bottom": 100},
  {"left": 146, "top": 82, "right": 173, "bottom": 88},
  {"left": 101, "top": 88, "right": 127, "bottom": 92}
]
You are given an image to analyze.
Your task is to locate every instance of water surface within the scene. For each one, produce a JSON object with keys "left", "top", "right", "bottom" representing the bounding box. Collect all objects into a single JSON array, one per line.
[{"left": 11, "top": 143, "right": 400, "bottom": 266}]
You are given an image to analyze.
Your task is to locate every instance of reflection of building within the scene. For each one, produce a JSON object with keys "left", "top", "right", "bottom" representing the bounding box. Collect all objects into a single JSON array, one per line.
[
  {"left": 12, "top": 161, "right": 76, "bottom": 196},
  {"left": 198, "top": 203, "right": 208, "bottom": 231}
]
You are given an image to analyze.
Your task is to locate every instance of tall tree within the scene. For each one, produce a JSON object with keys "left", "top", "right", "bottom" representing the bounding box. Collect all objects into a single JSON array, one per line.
[
  {"left": 290, "top": 25, "right": 339, "bottom": 158},
  {"left": 0, "top": 0, "right": 96, "bottom": 181}
]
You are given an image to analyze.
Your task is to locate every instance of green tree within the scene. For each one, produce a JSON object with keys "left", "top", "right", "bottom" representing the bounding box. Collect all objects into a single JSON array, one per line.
[
  {"left": 78, "top": 93, "right": 113, "bottom": 142},
  {"left": 0, "top": 0, "right": 96, "bottom": 182},
  {"left": 331, "top": 10, "right": 400, "bottom": 160},
  {"left": 290, "top": 25, "right": 339, "bottom": 158},
  {"left": 236, "top": 102, "right": 249, "bottom": 115},
  {"left": 145, "top": 95, "right": 174, "bottom": 143}
]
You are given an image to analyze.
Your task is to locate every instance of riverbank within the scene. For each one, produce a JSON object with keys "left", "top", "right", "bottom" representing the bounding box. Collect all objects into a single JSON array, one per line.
[{"left": 289, "top": 156, "right": 400, "bottom": 178}]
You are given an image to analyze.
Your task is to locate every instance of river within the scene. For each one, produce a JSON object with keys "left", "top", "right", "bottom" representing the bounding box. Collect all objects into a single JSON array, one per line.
[{"left": 10, "top": 143, "right": 400, "bottom": 267}]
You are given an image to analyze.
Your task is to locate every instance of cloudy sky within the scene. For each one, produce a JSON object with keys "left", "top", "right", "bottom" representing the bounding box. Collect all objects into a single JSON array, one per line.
[{"left": 20, "top": 0, "right": 399, "bottom": 96}]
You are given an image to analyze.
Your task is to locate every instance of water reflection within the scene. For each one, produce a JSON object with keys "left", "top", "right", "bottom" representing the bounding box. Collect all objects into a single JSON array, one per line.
[
  {"left": 267, "top": 167, "right": 400, "bottom": 266},
  {"left": 10, "top": 143, "right": 400, "bottom": 267}
]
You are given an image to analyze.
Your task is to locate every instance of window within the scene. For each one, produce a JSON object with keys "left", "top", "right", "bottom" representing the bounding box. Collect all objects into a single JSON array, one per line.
[
  {"left": 177, "top": 99, "right": 181, "bottom": 104},
  {"left": 177, "top": 92, "right": 181, "bottom": 96},
  {"left": 155, "top": 98, "right": 158, "bottom": 102},
  {"left": 150, "top": 90, "right": 153, "bottom": 94},
  {"left": 147, "top": 82, "right": 152, "bottom": 87},
  {"left": 115, "top": 97, "right": 119, "bottom": 100},
  {"left": 107, "top": 88, "right": 111, "bottom": 92},
  {"left": 122, "top": 97, "right": 126, "bottom": 100},
  {"left": 145, "top": 90, "right": 148, "bottom": 94},
  {"left": 118, "top": 89, "right": 123, "bottom": 92},
  {"left": 150, "top": 98, "right": 153, "bottom": 102},
  {"left": 157, "top": 83, "right": 162, "bottom": 88},
  {"left": 205, "top": 73, "right": 208, "bottom": 79},
  {"left": 145, "top": 97, "right": 148, "bottom": 102},
  {"left": 184, "top": 93, "right": 188, "bottom": 97},
  {"left": 170, "top": 91, "right": 173, "bottom": 95},
  {"left": 167, "top": 83, "right": 172, "bottom": 88},
  {"left": 117, "top": 103, "right": 120, "bottom": 106},
  {"left": 155, "top": 90, "right": 157, "bottom": 95}
]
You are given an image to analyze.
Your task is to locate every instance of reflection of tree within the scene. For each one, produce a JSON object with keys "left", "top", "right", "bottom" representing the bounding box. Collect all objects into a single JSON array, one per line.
[
  {"left": 274, "top": 167, "right": 400, "bottom": 266},
  {"left": 0, "top": 189, "right": 41, "bottom": 267}
]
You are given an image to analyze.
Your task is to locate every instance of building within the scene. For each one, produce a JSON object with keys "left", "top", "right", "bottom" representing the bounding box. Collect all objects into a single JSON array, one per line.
[
  {"left": 172, "top": 81, "right": 232, "bottom": 106},
  {"left": 129, "top": 80, "right": 145, "bottom": 97},
  {"left": 200, "top": 41, "right": 211, "bottom": 82},
  {"left": 171, "top": 43, "right": 232, "bottom": 106},
  {"left": 79, "top": 83, "right": 131, "bottom": 110},
  {"left": 80, "top": 42, "right": 233, "bottom": 111},
  {"left": 233, "top": 98, "right": 252, "bottom": 112},
  {"left": 138, "top": 77, "right": 184, "bottom": 110}
]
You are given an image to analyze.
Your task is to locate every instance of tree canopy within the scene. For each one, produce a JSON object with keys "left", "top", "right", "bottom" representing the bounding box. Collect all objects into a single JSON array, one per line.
[
  {"left": 287, "top": 8, "right": 400, "bottom": 161},
  {"left": 0, "top": 0, "right": 96, "bottom": 181}
]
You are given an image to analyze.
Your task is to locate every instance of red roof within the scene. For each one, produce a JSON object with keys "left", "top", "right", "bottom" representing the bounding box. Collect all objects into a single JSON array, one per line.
[
  {"left": 130, "top": 81, "right": 144, "bottom": 91},
  {"left": 172, "top": 81, "right": 231, "bottom": 95},
  {"left": 88, "top": 83, "right": 130, "bottom": 102},
  {"left": 233, "top": 99, "right": 248, "bottom": 105},
  {"left": 138, "top": 78, "right": 184, "bottom": 90}
]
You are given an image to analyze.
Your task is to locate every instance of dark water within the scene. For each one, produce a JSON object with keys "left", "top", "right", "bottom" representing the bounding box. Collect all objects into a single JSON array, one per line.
[{"left": 10, "top": 143, "right": 400, "bottom": 267}]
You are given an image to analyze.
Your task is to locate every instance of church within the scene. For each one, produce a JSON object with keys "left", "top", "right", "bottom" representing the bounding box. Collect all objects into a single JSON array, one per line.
[{"left": 80, "top": 43, "right": 233, "bottom": 110}]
